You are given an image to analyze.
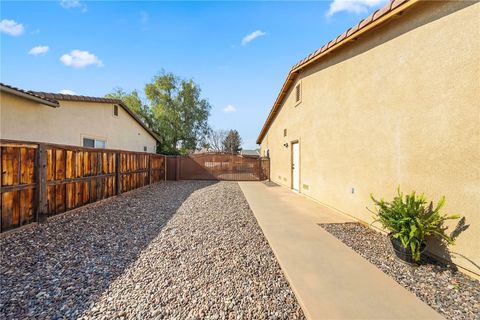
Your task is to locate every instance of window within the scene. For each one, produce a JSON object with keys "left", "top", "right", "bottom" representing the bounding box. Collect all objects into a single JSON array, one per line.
[
  {"left": 83, "top": 137, "right": 106, "bottom": 149},
  {"left": 284, "top": 128, "right": 287, "bottom": 137},
  {"left": 113, "top": 105, "right": 119, "bottom": 117},
  {"left": 143, "top": 146, "right": 147, "bottom": 152},
  {"left": 295, "top": 83, "right": 301, "bottom": 103}
]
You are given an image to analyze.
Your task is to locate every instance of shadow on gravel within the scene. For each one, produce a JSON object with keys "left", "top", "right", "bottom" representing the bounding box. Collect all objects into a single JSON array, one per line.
[{"left": 0, "top": 180, "right": 216, "bottom": 319}]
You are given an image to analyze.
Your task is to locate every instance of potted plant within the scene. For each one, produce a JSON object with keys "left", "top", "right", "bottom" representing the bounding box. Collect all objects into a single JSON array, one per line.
[{"left": 369, "top": 187, "right": 460, "bottom": 265}]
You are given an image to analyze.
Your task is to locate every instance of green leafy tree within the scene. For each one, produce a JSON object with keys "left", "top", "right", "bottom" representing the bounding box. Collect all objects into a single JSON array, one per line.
[
  {"left": 223, "top": 129, "right": 242, "bottom": 154},
  {"left": 145, "top": 71, "right": 211, "bottom": 154},
  {"left": 106, "top": 71, "right": 211, "bottom": 155}
]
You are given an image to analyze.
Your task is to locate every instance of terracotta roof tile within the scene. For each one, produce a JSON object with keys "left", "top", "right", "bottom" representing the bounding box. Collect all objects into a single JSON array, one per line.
[
  {"left": 391, "top": 0, "right": 408, "bottom": 10},
  {"left": 0, "top": 83, "right": 60, "bottom": 107},
  {"left": 347, "top": 24, "right": 360, "bottom": 37},
  {"left": 374, "top": 4, "right": 392, "bottom": 19},
  {"left": 337, "top": 31, "right": 348, "bottom": 43},
  {"left": 359, "top": 13, "right": 374, "bottom": 29}
]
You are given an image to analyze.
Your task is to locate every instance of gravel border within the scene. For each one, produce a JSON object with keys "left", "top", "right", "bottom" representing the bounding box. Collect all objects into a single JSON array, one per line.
[
  {"left": 1, "top": 181, "right": 305, "bottom": 319},
  {"left": 320, "top": 222, "right": 480, "bottom": 320}
]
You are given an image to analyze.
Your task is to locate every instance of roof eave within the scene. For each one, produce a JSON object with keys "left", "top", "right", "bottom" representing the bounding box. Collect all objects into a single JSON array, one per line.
[
  {"left": 1, "top": 85, "right": 60, "bottom": 108},
  {"left": 256, "top": 0, "right": 419, "bottom": 144}
]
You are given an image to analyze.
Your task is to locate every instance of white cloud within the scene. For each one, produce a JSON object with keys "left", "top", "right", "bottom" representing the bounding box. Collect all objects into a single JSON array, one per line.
[
  {"left": 241, "top": 30, "right": 266, "bottom": 45},
  {"left": 59, "top": 89, "right": 76, "bottom": 95},
  {"left": 60, "top": 50, "right": 103, "bottom": 68},
  {"left": 0, "top": 19, "right": 24, "bottom": 36},
  {"left": 29, "top": 46, "right": 49, "bottom": 56},
  {"left": 223, "top": 105, "right": 236, "bottom": 113},
  {"left": 326, "top": 0, "right": 388, "bottom": 17},
  {"left": 59, "top": 0, "right": 87, "bottom": 12}
]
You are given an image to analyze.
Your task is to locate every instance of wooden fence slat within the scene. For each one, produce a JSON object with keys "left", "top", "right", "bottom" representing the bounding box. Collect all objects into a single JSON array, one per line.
[
  {"left": 20, "top": 148, "right": 35, "bottom": 184},
  {"left": 1, "top": 147, "right": 19, "bottom": 186},
  {"left": 75, "top": 181, "right": 83, "bottom": 208},
  {"left": 1, "top": 139, "right": 169, "bottom": 233},
  {"left": 83, "top": 180, "right": 90, "bottom": 204},
  {"left": 66, "top": 150, "right": 74, "bottom": 179},
  {"left": 66, "top": 183, "right": 75, "bottom": 210},
  {"left": 1, "top": 192, "right": 14, "bottom": 231},
  {"left": 148, "top": 155, "right": 152, "bottom": 184},
  {"left": 47, "top": 149, "right": 54, "bottom": 181},
  {"left": 55, "top": 149, "right": 65, "bottom": 180},
  {"left": 19, "top": 188, "right": 34, "bottom": 226},
  {"left": 115, "top": 152, "right": 120, "bottom": 195}
]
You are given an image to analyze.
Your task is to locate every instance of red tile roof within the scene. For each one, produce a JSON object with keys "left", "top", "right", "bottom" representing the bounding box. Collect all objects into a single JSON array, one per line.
[
  {"left": 31, "top": 91, "right": 161, "bottom": 143},
  {"left": 0, "top": 83, "right": 60, "bottom": 107},
  {"left": 1, "top": 84, "right": 160, "bottom": 143},
  {"left": 30, "top": 91, "right": 124, "bottom": 105},
  {"left": 256, "top": 0, "right": 417, "bottom": 144}
]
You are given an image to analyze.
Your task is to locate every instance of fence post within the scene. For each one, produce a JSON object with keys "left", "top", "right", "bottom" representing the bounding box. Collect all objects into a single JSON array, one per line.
[
  {"left": 268, "top": 158, "right": 271, "bottom": 181},
  {"left": 115, "top": 152, "right": 121, "bottom": 195},
  {"left": 36, "top": 143, "right": 48, "bottom": 223},
  {"left": 258, "top": 158, "right": 262, "bottom": 181},
  {"left": 164, "top": 156, "right": 167, "bottom": 181},
  {"left": 175, "top": 156, "right": 180, "bottom": 181},
  {"left": 147, "top": 154, "right": 152, "bottom": 185}
]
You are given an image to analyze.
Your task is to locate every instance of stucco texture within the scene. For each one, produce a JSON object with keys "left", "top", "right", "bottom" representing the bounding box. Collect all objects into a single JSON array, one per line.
[
  {"left": 0, "top": 92, "right": 157, "bottom": 153},
  {"left": 260, "top": 1, "right": 480, "bottom": 276}
]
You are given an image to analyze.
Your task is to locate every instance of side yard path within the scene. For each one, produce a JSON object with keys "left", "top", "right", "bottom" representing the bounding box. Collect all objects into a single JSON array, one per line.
[
  {"left": 320, "top": 223, "right": 480, "bottom": 320},
  {"left": 0, "top": 181, "right": 305, "bottom": 319}
]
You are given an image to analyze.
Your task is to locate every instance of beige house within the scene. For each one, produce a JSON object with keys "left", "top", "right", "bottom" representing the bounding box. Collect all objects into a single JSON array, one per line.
[
  {"left": 257, "top": 0, "right": 479, "bottom": 276},
  {"left": 0, "top": 83, "right": 159, "bottom": 153}
]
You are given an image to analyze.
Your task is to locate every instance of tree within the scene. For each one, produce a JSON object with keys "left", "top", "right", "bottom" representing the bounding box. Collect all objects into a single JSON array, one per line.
[
  {"left": 105, "top": 87, "right": 152, "bottom": 128},
  {"left": 223, "top": 129, "right": 242, "bottom": 154},
  {"left": 145, "top": 71, "right": 211, "bottom": 154},
  {"left": 206, "top": 129, "right": 227, "bottom": 152},
  {"left": 106, "top": 71, "right": 212, "bottom": 155}
]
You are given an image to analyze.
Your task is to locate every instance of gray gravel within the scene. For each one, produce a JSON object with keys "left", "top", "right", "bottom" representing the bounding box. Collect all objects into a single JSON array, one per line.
[
  {"left": 320, "top": 222, "right": 480, "bottom": 320},
  {"left": 0, "top": 181, "right": 304, "bottom": 319}
]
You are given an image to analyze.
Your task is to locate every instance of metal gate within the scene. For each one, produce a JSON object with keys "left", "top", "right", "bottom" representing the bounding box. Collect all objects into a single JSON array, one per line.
[{"left": 167, "top": 153, "right": 269, "bottom": 181}]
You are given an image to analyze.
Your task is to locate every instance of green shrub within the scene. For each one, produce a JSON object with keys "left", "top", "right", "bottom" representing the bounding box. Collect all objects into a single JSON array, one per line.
[{"left": 369, "top": 187, "right": 460, "bottom": 261}]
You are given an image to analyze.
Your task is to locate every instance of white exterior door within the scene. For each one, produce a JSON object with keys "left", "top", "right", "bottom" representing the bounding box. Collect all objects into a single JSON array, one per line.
[{"left": 292, "top": 142, "right": 300, "bottom": 191}]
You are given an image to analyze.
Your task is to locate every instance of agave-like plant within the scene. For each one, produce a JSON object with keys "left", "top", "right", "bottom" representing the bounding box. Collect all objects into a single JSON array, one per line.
[{"left": 370, "top": 187, "right": 460, "bottom": 261}]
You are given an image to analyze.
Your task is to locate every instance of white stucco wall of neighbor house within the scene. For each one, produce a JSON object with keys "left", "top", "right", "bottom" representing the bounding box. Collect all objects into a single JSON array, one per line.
[{"left": 0, "top": 92, "right": 157, "bottom": 153}]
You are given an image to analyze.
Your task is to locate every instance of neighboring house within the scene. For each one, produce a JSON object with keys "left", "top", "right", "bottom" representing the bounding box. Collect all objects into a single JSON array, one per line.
[
  {"left": 0, "top": 83, "right": 160, "bottom": 153},
  {"left": 257, "top": 0, "right": 479, "bottom": 276},
  {"left": 240, "top": 149, "right": 260, "bottom": 158}
]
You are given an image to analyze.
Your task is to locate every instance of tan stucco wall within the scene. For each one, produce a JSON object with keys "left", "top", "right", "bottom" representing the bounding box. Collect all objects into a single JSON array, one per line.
[
  {"left": 260, "top": 1, "right": 480, "bottom": 276},
  {"left": 0, "top": 92, "right": 157, "bottom": 153}
]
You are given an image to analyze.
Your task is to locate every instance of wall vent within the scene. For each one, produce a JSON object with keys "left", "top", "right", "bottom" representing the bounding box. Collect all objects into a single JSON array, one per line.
[{"left": 295, "top": 84, "right": 301, "bottom": 103}]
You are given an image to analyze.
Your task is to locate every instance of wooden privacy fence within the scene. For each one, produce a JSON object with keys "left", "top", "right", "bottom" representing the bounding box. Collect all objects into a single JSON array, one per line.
[
  {"left": 171, "top": 153, "right": 270, "bottom": 181},
  {"left": 0, "top": 140, "right": 166, "bottom": 233}
]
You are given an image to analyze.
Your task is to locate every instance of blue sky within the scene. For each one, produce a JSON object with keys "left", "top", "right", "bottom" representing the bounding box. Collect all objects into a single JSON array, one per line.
[{"left": 1, "top": 0, "right": 388, "bottom": 149}]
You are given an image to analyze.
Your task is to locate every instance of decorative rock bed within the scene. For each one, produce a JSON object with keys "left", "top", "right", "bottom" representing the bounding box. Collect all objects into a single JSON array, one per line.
[
  {"left": 320, "top": 222, "right": 480, "bottom": 320},
  {"left": 0, "top": 181, "right": 304, "bottom": 319}
]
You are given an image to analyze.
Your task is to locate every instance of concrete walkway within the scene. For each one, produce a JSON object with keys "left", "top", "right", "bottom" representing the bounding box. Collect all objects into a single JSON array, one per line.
[{"left": 239, "top": 181, "right": 442, "bottom": 320}]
